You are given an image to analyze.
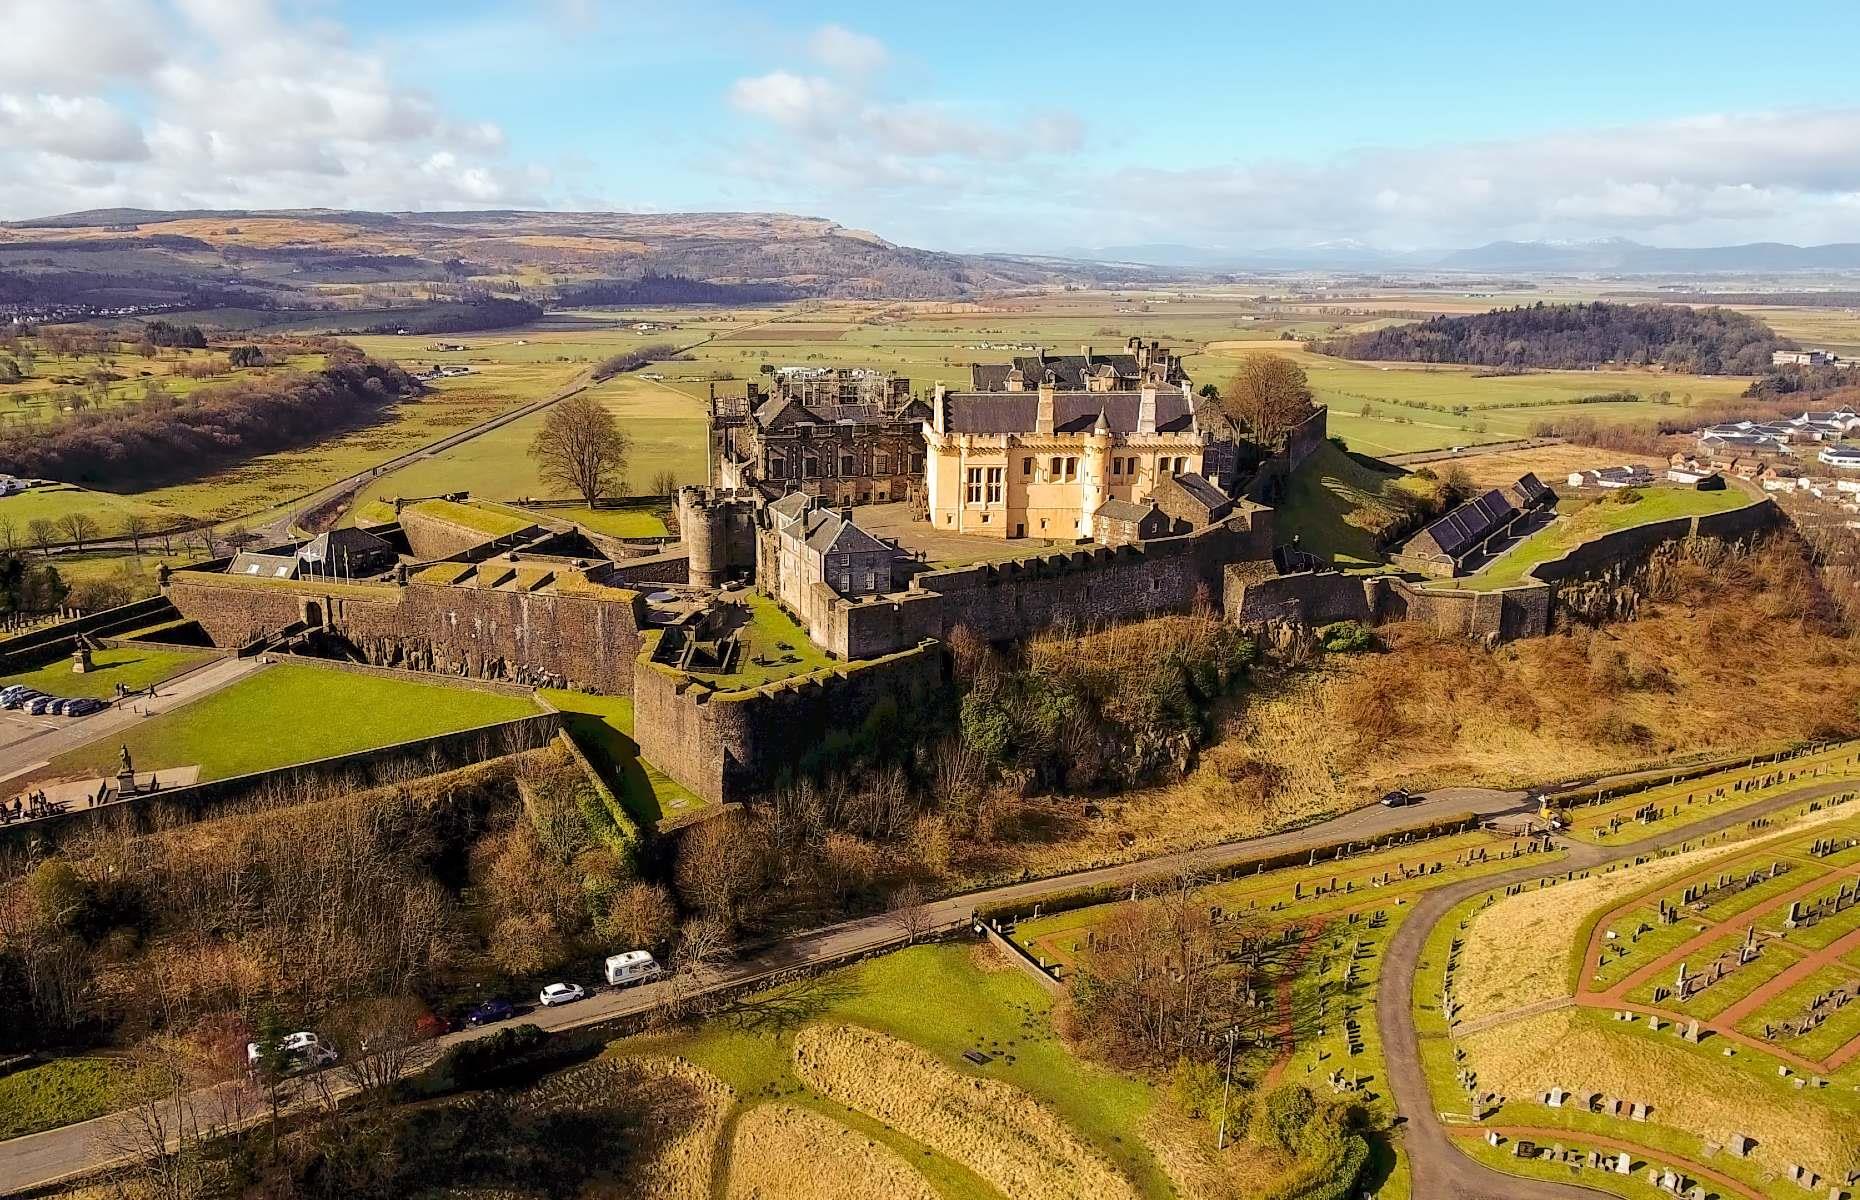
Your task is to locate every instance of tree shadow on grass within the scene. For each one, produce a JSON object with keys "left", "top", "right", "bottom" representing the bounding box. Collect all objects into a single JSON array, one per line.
[{"left": 706, "top": 972, "right": 862, "bottom": 1038}]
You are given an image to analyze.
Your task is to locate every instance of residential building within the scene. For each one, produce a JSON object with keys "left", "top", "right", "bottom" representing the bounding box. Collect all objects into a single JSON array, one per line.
[
  {"left": 1567, "top": 465, "right": 1654, "bottom": 490},
  {"left": 1819, "top": 444, "right": 1860, "bottom": 471},
  {"left": 966, "top": 337, "right": 1189, "bottom": 394},
  {"left": 766, "top": 492, "right": 906, "bottom": 605},
  {"left": 1389, "top": 474, "right": 1555, "bottom": 578}
]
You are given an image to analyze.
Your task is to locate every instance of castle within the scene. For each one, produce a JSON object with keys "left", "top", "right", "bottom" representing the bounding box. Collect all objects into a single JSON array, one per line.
[{"left": 150, "top": 344, "right": 1777, "bottom": 807}]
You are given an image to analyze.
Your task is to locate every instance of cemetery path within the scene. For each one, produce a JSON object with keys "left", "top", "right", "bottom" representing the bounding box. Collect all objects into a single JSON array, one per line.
[
  {"left": 1710, "top": 915, "right": 1860, "bottom": 1033},
  {"left": 1377, "top": 777, "right": 1858, "bottom": 1200},
  {"left": 1450, "top": 1127, "right": 1764, "bottom": 1200},
  {"left": 1, "top": 775, "right": 1851, "bottom": 1196}
]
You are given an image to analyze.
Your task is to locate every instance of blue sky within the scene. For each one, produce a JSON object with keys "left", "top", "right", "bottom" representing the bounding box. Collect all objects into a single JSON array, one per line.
[{"left": 4, "top": 0, "right": 1860, "bottom": 252}]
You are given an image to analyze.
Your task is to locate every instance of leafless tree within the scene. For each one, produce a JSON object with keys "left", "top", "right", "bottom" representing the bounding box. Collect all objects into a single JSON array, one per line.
[
  {"left": 322, "top": 993, "right": 440, "bottom": 1096},
  {"left": 28, "top": 517, "right": 56, "bottom": 557},
  {"left": 649, "top": 468, "right": 678, "bottom": 496},
  {"left": 888, "top": 879, "right": 934, "bottom": 944},
  {"left": 58, "top": 511, "right": 100, "bottom": 552},
  {"left": 529, "top": 393, "right": 631, "bottom": 505},
  {"left": 121, "top": 512, "right": 150, "bottom": 557}
]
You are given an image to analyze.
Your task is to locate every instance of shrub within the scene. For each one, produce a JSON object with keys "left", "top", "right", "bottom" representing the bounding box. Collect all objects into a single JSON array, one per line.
[{"left": 1319, "top": 620, "right": 1375, "bottom": 654}]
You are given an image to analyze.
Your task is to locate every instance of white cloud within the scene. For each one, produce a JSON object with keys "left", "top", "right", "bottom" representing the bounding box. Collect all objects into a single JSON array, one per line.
[
  {"left": 0, "top": 0, "right": 551, "bottom": 217},
  {"left": 808, "top": 24, "right": 888, "bottom": 75},
  {"left": 727, "top": 72, "right": 844, "bottom": 132}
]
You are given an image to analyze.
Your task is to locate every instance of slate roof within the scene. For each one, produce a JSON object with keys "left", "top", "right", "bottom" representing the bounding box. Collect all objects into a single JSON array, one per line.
[
  {"left": 229, "top": 552, "right": 299, "bottom": 579},
  {"left": 1412, "top": 488, "right": 1517, "bottom": 560},
  {"left": 942, "top": 389, "right": 1199, "bottom": 436},
  {"left": 768, "top": 491, "right": 813, "bottom": 522},
  {"left": 752, "top": 395, "right": 930, "bottom": 430},
  {"left": 968, "top": 352, "right": 1182, "bottom": 392},
  {"left": 1510, "top": 472, "right": 1554, "bottom": 507},
  {"left": 800, "top": 508, "right": 891, "bottom": 557},
  {"left": 1167, "top": 471, "right": 1230, "bottom": 514},
  {"left": 1094, "top": 498, "right": 1158, "bottom": 523}
]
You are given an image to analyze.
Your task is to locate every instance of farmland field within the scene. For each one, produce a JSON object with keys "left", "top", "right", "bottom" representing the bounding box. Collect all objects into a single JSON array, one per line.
[{"left": 41, "top": 663, "right": 540, "bottom": 782}]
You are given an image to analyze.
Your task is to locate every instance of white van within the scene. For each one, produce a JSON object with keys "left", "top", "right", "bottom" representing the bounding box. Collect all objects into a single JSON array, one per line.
[{"left": 605, "top": 950, "right": 663, "bottom": 987}]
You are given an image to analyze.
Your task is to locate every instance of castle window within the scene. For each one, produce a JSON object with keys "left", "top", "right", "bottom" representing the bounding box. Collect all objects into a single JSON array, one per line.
[
  {"left": 803, "top": 454, "right": 819, "bottom": 478},
  {"left": 985, "top": 466, "right": 1004, "bottom": 504},
  {"left": 840, "top": 452, "right": 856, "bottom": 476},
  {"left": 1111, "top": 458, "right": 1123, "bottom": 477},
  {"left": 1049, "top": 455, "right": 1062, "bottom": 479},
  {"left": 875, "top": 452, "right": 892, "bottom": 474},
  {"left": 965, "top": 467, "right": 985, "bottom": 505},
  {"left": 1065, "top": 456, "right": 1079, "bottom": 481},
  {"left": 768, "top": 456, "right": 786, "bottom": 479}
]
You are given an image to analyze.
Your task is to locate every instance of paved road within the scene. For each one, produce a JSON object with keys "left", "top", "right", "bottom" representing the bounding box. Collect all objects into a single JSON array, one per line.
[
  {"left": 0, "top": 785, "right": 1532, "bottom": 1194},
  {"left": 1375, "top": 777, "right": 1857, "bottom": 1199},
  {"left": 0, "top": 657, "right": 268, "bottom": 794}
]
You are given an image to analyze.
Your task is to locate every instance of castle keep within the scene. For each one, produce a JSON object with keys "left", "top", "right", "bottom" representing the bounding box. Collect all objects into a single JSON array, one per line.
[{"left": 708, "top": 368, "right": 930, "bottom": 505}]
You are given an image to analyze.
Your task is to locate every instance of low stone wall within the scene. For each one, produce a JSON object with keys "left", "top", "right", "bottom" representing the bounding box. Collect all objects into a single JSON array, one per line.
[
  {"left": 603, "top": 550, "right": 690, "bottom": 586},
  {"left": 5, "top": 711, "right": 560, "bottom": 845},
  {"left": 823, "top": 508, "right": 1276, "bottom": 659},
  {"left": 1224, "top": 567, "right": 1378, "bottom": 626},
  {"left": 633, "top": 642, "right": 946, "bottom": 804},
  {"left": 0, "top": 596, "right": 177, "bottom": 671}
]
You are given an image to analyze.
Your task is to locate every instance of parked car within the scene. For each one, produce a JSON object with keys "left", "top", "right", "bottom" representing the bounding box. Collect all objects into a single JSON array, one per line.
[
  {"left": 604, "top": 950, "right": 663, "bottom": 987},
  {"left": 246, "top": 1031, "right": 337, "bottom": 1072},
  {"left": 26, "top": 697, "right": 53, "bottom": 715},
  {"left": 1, "top": 689, "right": 40, "bottom": 710},
  {"left": 1380, "top": 788, "right": 1416, "bottom": 808},
  {"left": 538, "top": 982, "right": 585, "bottom": 1007},
  {"left": 66, "top": 698, "right": 104, "bottom": 716},
  {"left": 466, "top": 998, "right": 515, "bottom": 1026}
]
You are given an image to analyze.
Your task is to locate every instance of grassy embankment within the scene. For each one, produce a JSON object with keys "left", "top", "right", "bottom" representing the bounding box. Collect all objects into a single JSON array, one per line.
[
  {"left": 0, "top": 645, "right": 211, "bottom": 700},
  {"left": 539, "top": 688, "right": 704, "bottom": 825},
  {"left": 44, "top": 663, "right": 539, "bottom": 781},
  {"left": 0, "top": 1057, "right": 158, "bottom": 1140},
  {"left": 1448, "top": 486, "right": 1755, "bottom": 592}
]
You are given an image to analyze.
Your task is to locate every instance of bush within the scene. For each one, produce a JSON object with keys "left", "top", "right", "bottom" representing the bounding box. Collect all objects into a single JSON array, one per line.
[{"left": 1319, "top": 621, "right": 1376, "bottom": 654}]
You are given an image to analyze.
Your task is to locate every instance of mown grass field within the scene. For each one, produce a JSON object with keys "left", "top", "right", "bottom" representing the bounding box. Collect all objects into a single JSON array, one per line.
[
  {"left": 539, "top": 688, "right": 706, "bottom": 825},
  {"left": 614, "top": 942, "right": 1172, "bottom": 1200},
  {"left": 0, "top": 645, "right": 210, "bottom": 700},
  {"left": 45, "top": 663, "right": 539, "bottom": 782}
]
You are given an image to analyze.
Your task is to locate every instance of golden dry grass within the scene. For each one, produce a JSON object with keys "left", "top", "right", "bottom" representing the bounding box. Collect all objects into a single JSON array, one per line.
[
  {"left": 723, "top": 1104, "right": 938, "bottom": 1200},
  {"left": 574, "top": 1057, "right": 732, "bottom": 1200},
  {"left": 1455, "top": 804, "right": 1860, "bottom": 1022},
  {"left": 1463, "top": 1008, "right": 1860, "bottom": 1179},
  {"left": 1444, "top": 444, "right": 1663, "bottom": 488},
  {"left": 791, "top": 1024, "right": 1140, "bottom": 1200}
]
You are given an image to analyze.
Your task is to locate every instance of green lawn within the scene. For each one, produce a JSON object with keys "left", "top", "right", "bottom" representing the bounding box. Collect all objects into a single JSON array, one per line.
[
  {"left": 615, "top": 942, "right": 1172, "bottom": 1200},
  {"left": 1450, "top": 487, "right": 1754, "bottom": 592},
  {"left": 1273, "top": 440, "right": 1412, "bottom": 565},
  {"left": 406, "top": 497, "right": 534, "bottom": 538},
  {"left": 1, "top": 646, "right": 212, "bottom": 700},
  {"left": 526, "top": 505, "right": 669, "bottom": 538},
  {"left": 47, "top": 663, "right": 540, "bottom": 782},
  {"left": 539, "top": 688, "right": 706, "bottom": 826},
  {"left": 1733, "top": 962, "right": 1860, "bottom": 1061},
  {"left": 0, "top": 1057, "right": 156, "bottom": 1140}
]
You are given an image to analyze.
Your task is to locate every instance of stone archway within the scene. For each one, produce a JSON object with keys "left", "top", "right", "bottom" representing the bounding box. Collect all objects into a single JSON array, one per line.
[{"left": 300, "top": 599, "right": 324, "bottom": 628}]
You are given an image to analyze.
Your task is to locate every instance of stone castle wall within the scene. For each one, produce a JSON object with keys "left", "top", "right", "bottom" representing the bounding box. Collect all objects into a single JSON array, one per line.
[
  {"left": 398, "top": 508, "right": 522, "bottom": 561},
  {"left": 819, "top": 507, "right": 1276, "bottom": 659},
  {"left": 167, "top": 572, "right": 646, "bottom": 694},
  {"left": 634, "top": 642, "right": 945, "bottom": 804}
]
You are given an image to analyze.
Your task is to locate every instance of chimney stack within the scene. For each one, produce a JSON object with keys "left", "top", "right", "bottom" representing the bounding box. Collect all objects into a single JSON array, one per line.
[
  {"left": 1036, "top": 382, "right": 1056, "bottom": 436},
  {"left": 1137, "top": 385, "right": 1157, "bottom": 435}
]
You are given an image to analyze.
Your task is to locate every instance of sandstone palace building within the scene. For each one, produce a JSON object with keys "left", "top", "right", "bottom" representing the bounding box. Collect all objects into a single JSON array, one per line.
[
  {"left": 923, "top": 339, "right": 1240, "bottom": 539},
  {"left": 708, "top": 368, "right": 931, "bottom": 506}
]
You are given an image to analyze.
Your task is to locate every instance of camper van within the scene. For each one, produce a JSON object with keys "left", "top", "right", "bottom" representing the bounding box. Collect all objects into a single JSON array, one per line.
[{"left": 604, "top": 950, "right": 663, "bottom": 987}]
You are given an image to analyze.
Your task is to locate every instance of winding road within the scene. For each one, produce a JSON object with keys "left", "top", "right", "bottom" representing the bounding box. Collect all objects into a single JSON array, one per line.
[
  {"left": 1, "top": 773, "right": 1847, "bottom": 1196},
  {"left": 1375, "top": 776, "right": 1858, "bottom": 1199}
]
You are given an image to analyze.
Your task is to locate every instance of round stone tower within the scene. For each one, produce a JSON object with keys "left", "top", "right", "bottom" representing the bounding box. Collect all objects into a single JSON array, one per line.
[{"left": 679, "top": 486, "right": 730, "bottom": 588}]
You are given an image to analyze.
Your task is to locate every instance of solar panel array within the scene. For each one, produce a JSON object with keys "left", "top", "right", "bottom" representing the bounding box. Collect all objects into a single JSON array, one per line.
[
  {"left": 1423, "top": 488, "right": 1516, "bottom": 559},
  {"left": 1512, "top": 472, "right": 1552, "bottom": 507}
]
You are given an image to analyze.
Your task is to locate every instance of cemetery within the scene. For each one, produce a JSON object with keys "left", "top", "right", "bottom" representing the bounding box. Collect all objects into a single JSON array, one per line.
[{"left": 1420, "top": 805, "right": 1860, "bottom": 1198}]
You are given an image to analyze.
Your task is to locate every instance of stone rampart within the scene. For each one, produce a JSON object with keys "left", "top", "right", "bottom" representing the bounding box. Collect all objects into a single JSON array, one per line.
[
  {"left": 823, "top": 508, "right": 1274, "bottom": 658},
  {"left": 167, "top": 570, "right": 646, "bottom": 695},
  {"left": 0, "top": 596, "right": 177, "bottom": 671},
  {"left": 633, "top": 641, "right": 946, "bottom": 804}
]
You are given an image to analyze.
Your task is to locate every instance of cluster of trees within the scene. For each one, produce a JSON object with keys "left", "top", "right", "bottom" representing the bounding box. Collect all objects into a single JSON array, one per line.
[
  {"left": 1321, "top": 302, "right": 1788, "bottom": 375},
  {"left": 362, "top": 297, "right": 541, "bottom": 335},
  {"left": 0, "top": 550, "right": 67, "bottom": 617},
  {"left": 590, "top": 342, "right": 679, "bottom": 381},
  {"left": 957, "top": 613, "right": 1257, "bottom": 793},
  {"left": 0, "top": 355, "right": 418, "bottom": 488},
  {"left": 141, "top": 320, "right": 209, "bottom": 349},
  {"left": 556, "top": 273, "right": 801, "bottom": 307},
  {"left": 1214, "top": 353, "right": 1318, "bottom": 448}
]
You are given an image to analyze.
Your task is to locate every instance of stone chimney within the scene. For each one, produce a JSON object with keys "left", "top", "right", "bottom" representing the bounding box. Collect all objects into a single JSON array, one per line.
[
  {"left": 1036, "top": 382, "right": 1056, "bottom": 436},
  {"left": 1081, "top": 344, "right": 1092, "bottom": 364},
  {"left": 1137, "top": 385, "right": 1157, "bottom": 435},
  {"left": 932, "top": 383, "right": 948, "bottom": 433},
  {"left": 1135, "top": 340, "right": 1151, "bottom": 372}
]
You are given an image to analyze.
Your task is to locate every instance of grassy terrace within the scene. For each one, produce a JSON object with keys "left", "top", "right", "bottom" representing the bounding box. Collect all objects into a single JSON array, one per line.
[
  {"left": 1273, "top": 439, "right": 1415, "bottom": 565},
  {"left": 0, "top": 1057, "right": 158, "bottom": 1141},
  {"left": 1559, "top": 742, "right": 1860, "bottom": 845},
  {"left": 1446, "top": 486, "right": 1754, "bottom": 592},
  {"left": 406, "top": 497, "right": 535, "bottom": 538},
  {"left": 0, "top": 646, "right": 211, "bottom": 700},
  {"left": 45, "top": 663, "right": 539, "bottom": 782},
  {"left": 539, "top": 688, "right": 706, "bottom": 825},
  {"left": 520, "top": 504, "right": 669, "bottom": 538},
  {"left": 615, "top": 942, "right": 1173, "bottom": 1200},
  {"left": 652, "top": 593, "right": 838, "bottom": 693}
]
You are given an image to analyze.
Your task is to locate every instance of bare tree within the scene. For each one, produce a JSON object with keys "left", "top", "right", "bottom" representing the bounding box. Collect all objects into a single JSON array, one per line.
[
  {"left": 529, "top": 393, "right": 631, "bottom": 505},
  {"left": 888, "top": 879, "right": 934, "bottom": 944},
  {"left": 322, "top": 994, "right": 439, "bottom": 1096},
  {"left": 1220, "top": 352, "right": 1315, "bottom": 448},
  {"left": 649, "top": 468, "right": 678, "bottom": 497},
  {"left": 59, "top": 511, "right": 100, "bottom": 552},
  {"left": 27, "top": 518, "right": 56, "bottom": 557},
  {"left": 121, "top": 512, "right": 150, "bottom": 557},
  {"left": 221, "top": 524, "right": 261, "bottom": 553},
  {"left": 0, "top": 515, "right": 16, "bottom": 551}
]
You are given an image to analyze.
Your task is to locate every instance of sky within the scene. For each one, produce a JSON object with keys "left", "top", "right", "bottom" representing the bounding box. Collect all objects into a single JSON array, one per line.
[{"left": 3, "top": 0, "right": 1860, "bottom": 254}]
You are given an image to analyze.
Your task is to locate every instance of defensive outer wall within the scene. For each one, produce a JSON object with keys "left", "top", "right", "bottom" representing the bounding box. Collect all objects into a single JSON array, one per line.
[
  {"left": 634, "top": 639, "right": 947, "bottom": 804},
  {"left": 1227, "top": 495, "right": 1784, "bottom": 639}
]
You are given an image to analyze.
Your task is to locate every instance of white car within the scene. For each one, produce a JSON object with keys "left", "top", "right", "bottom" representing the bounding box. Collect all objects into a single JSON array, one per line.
[
  {"left": 246, "top": 1031, "right": 337, "bottom": 1070},
  {"left": 539, "top": 982, "right": 586, "bottom": 1007}
]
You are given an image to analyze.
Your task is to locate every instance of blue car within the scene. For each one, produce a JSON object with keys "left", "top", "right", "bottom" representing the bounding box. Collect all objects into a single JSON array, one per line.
[
  {"left": 26, "top": 697, "right": 53, "bottom": 716},
  {"left": 2, "top": 688, "right": 41, "bottom": 710},
  {"left": 465, "top": 998, "right": 515, "bottom": 1026}
]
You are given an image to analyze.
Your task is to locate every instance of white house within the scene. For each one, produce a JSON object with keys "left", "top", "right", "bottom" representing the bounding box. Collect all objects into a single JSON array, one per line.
[
  {"left": 1818, "top": 444, "right": 1860, "bottom": 471},
  {"left": 1568, "top": 465, "right": 1655, "bottom": 490}
]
